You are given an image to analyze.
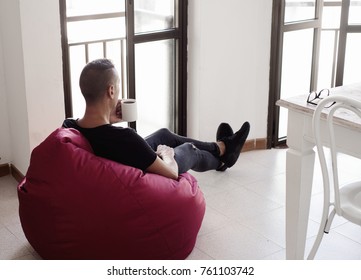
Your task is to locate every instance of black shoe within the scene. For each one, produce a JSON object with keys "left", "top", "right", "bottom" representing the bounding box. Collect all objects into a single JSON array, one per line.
[
  {"left": 219, "top": 121, "right": 250, "bottom": 168},
  {"left": 216, "top": 123, "right": 233, "bottom": 141},
  {"left": 216, "top": 163, "right": 228, "bottom": 171},
  {"left": 216, "top": 123, "right": 233, "bottom": 171}
]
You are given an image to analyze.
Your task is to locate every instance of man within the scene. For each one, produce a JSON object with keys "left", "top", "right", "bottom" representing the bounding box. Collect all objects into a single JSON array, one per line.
[{"left": 63, "top": 59, "right": 250, "bottom": 179}]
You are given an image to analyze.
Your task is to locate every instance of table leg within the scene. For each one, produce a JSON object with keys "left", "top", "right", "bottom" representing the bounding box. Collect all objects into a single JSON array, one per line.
[{"left": 285, "top": 113, "right": 315, "bottom": 259}]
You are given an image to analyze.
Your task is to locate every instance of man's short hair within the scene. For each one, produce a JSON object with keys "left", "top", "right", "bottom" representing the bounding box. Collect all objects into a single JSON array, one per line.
[{"left": 79, "top": 59, "right": 117, "bottom": 104}]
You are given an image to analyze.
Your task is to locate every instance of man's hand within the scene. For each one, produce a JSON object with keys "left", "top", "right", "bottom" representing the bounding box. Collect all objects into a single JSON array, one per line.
[
  {"left": 145, "top": 145, "right": 179, "bottom": 180},
  {"left": 110, "top": 100, "right": 123, "bottom": 124},
  {"left": 156, "top": 145, "right": 175, "bottom": 159}
]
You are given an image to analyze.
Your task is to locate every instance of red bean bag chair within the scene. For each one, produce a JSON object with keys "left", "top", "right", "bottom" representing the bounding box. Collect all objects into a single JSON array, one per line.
[{"left": 17, "top": 128, "right": 205, "bottom": 260}]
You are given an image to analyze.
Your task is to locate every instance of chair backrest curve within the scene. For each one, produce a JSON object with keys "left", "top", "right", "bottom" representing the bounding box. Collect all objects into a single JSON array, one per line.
[{"left": 313, "top": 95, "right": 361, "bottom": 215}]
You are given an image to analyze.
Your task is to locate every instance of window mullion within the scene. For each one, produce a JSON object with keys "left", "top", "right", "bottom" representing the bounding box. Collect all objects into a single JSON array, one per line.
[
  {"left": 59, "top": 0, "right": 73, "bottom": 118},
  {"left": 336, "top": 0, "right": 350, "bottom": 86},
  {"left": 310, "top": 0, "right": 324, "bottom": 91},
  {"left": 126, "top": 0, "right": 136, "bottom": 100}
]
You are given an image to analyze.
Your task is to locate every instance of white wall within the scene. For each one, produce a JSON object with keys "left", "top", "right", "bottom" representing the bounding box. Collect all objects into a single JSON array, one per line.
[
  {"left": 0, "top": 0, "right": 65, "bottom": 174},
  {"left": 0, "top": 0, "right": 30, "bottom": 173},
  {"left": 0, "top": 33, "right": 12, "bottom": 165},
  {"left": 188, "top": 0, "right": 272, "bottom": 141},
  {"left": 20, "top": 0, "right": 65, "bottom": 151}
]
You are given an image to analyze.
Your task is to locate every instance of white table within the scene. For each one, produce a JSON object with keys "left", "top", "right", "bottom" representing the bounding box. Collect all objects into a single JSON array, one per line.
[{"left": 277, "top": 83, "right": 361, "bottom": 259}]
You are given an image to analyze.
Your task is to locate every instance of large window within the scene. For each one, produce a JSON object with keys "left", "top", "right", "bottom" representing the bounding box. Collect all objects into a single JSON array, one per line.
[
  {"left": 60, "top": 0, "right": 188, "bottom": 136},
  {"left": 268, "top": 0, "right": 361, "bottom": 147}
]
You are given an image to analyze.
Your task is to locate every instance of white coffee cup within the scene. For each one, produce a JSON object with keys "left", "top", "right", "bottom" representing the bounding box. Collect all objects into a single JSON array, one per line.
[{"left": 121, "top": 99, "right": 137, "bottom": 122}]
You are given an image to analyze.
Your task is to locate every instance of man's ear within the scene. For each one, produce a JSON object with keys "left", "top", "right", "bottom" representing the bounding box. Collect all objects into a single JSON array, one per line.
[{"left": 107, "top": 84, "right": 115, "bottom": 99}]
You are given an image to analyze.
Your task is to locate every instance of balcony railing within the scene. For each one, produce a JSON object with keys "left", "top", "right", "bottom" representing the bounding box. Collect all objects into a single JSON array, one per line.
[{"left": 68, "top": 37, "right": 127, "bottom": 99}]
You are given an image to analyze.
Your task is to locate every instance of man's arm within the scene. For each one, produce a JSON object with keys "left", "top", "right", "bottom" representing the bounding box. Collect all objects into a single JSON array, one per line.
[{"left": 146, "top": 145, "right": 178, "bottom": 180}]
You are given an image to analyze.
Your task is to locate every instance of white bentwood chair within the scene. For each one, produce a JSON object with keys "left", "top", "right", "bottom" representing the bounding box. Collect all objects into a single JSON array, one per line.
[{"left": 308, "top": 95, "right": 361, "bottom": 260}]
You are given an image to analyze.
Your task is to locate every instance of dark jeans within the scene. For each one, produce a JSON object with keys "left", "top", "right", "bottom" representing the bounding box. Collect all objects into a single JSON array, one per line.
[{"left": 145, "top": 128, "right": 221, "bottom": 174}]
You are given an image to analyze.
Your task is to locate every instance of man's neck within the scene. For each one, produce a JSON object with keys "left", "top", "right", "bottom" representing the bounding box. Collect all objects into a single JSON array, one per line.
[{"left": 77, "top": 105, "right": 111, "bottom": 128}]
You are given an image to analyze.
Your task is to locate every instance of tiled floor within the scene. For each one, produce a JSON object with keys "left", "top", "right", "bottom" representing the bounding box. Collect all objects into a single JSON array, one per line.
[{"left": 1, "top": 148, "right": 361, "bottom": 260}]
